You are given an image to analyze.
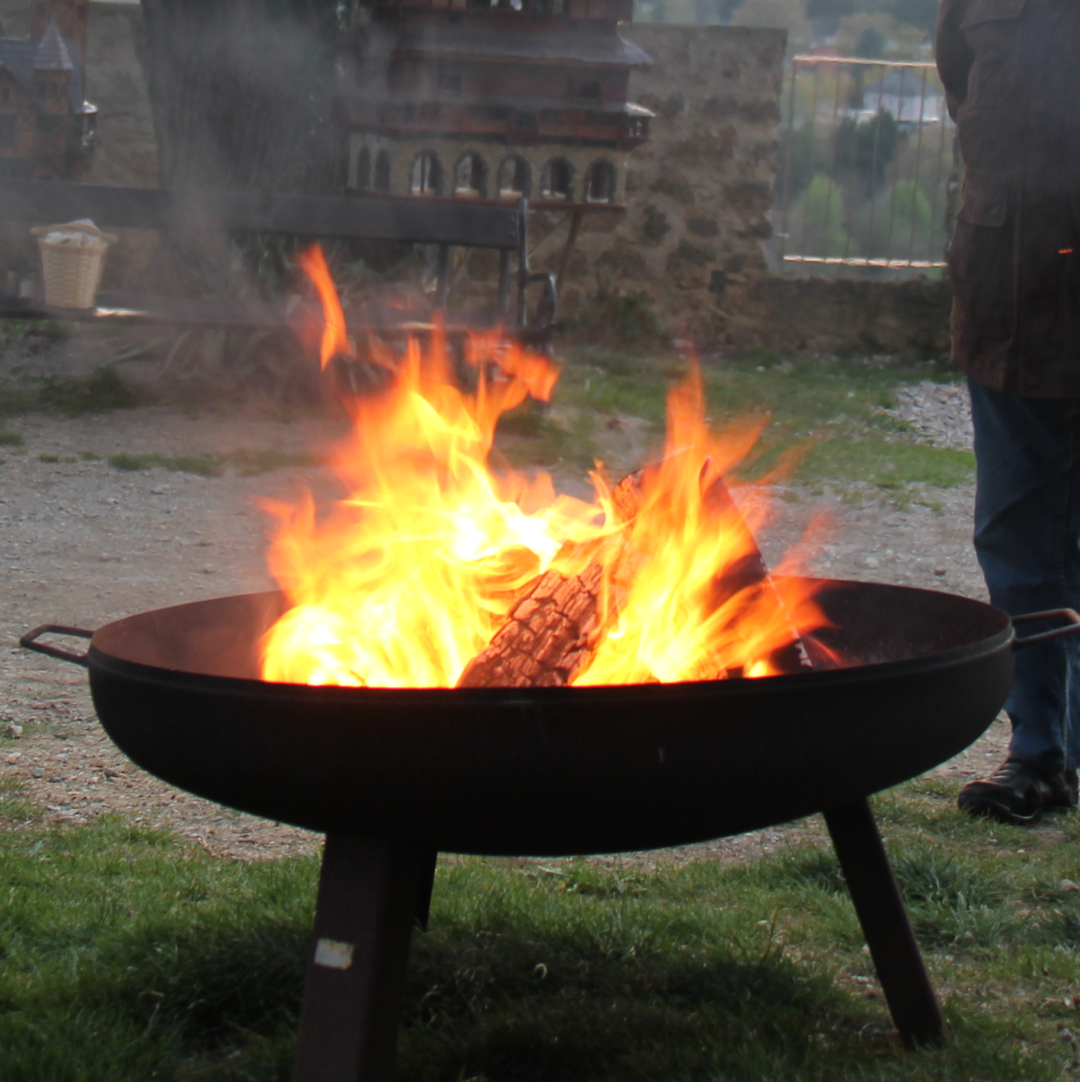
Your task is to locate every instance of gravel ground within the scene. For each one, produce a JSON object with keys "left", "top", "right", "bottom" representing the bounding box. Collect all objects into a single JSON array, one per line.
[
  {"left": 885, "top": 380, "right": 974, "bottom": 451},
  {"left": 0, "top": 384, "right": 1018, "bottom": 865}
]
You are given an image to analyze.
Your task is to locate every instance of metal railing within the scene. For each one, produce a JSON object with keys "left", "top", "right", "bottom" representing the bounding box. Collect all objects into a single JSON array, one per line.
[{"left": 776, "top": 56, "right": 957, "bottom": 274}]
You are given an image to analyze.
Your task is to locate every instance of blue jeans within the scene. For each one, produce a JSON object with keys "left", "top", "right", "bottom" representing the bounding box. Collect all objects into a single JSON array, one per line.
[{"left": 969, "top": 379, "right": 1080, "bottom": 773}]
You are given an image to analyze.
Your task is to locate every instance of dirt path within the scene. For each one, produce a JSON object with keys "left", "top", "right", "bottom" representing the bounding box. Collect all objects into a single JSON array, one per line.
[{"left": 0, "top": 403, "right": 1009, "bottom": 862}]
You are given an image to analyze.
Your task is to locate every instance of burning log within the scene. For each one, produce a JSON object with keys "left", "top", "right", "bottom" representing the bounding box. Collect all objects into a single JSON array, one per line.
[
  {"left": 455, "top": 562, "right": 605, "bottom": 688},
  {"left": 702, "top": 475, "right": 814, "bottom": 678},
  {"left": 457, "top": 473, "right": 643, "bottom": 689},
  {"left": 457, "top": 471, "right": 813, "bottom": 689}
]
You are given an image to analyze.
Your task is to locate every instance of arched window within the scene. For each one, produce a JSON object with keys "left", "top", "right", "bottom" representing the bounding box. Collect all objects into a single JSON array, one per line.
[
  {"left": 540, "top": 158, "right": 573, "bottom": 201},
  {"left": 373, "top": 150, "right": 391, "bottom": 193},
  {"left": 497, "top": 155, "right": 531, "bottom": 198},
  {"left": 410, "top": 151, "right": 442, "bottom": 196},
  {"left": 355, "top": 146, "right": 371, "bottom": 191},
  {"left": 453, "top": 152, "right": 487, "bottom": 197},
  {"left": 585, "top": 159, "right": 616, "bottom": 203}
]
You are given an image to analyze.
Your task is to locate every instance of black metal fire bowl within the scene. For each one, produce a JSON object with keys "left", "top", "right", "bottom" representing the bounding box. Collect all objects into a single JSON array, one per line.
[
  {"left": 70, "top": 578, "right": 1014, "bottom": 857},
  {"left": 24, "top": 579, "right": 1080, "bottom": 1078}
]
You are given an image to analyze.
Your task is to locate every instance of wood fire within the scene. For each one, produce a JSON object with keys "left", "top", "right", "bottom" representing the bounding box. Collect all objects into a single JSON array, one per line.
[{"left": 259, "top": 245, "right": 827, "bottom": 688}]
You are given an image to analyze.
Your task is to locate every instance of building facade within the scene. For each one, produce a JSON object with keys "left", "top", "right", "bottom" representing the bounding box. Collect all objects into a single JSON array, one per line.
[
  {"left": 336, "top": 0, "right": 652, "bottom": 207},
  {"left": 0, "top": 0, "right": 95, "bottom": 180}
]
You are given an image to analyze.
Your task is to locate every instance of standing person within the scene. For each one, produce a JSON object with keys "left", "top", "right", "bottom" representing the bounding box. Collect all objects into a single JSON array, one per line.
[{"left": 937, "top": 0, "right": 1080, "bottom": 824}]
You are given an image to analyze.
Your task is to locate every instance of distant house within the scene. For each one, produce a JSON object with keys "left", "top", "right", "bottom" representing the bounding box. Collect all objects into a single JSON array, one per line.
[
  {"left": 0, "top": 0, "right": 96, "bottom": 181},
  {"left": 860, "top": 69, "right": 942, "bottom": 124}
]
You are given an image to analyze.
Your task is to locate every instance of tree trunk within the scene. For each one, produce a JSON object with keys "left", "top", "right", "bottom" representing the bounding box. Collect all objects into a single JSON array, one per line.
[{"left": 139, "top": 0, "right": 341, "bottom": 195}]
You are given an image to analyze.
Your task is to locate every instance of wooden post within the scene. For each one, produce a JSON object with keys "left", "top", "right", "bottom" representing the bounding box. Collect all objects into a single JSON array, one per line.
[
  {"left": 823, "top": 798, "right": 945, "bottom": 1048},
  {"left": 434, "top": 244, "right": 451, "bottom": 308},
  {"left": 292, "top": 836, "right": 432, "bottom": 1082},
  {"left": 555, "top": 209, "right": 583, "bottom": 290}
]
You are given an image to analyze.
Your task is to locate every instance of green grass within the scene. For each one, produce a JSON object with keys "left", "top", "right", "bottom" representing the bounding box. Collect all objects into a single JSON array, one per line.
[
  {"left": 0, "top": 365, "right": 141, "bottom": 418},
  {"left": 0, "top": 428, "right": 23, "bottom": 446},
  {"left": 514, "top": 347, "right": 975, "bottom": 491},
  {"left": 108, "top": 452, "right": 226, "bottom": 478},
  {"left": 1, "top": 318, "right": 71, "bottom": 344},
  {"left": 0, "top": 345, "right": 972, "bottom": 496},
  {"left": 3, "top": 771, "right": 1080, "bottom": 1081},
  {"left": 106, "top": 449, "right": 324, "bottom": 478},
  {"left": 223, "top": 448, "right": 325, "bottom": 476}
]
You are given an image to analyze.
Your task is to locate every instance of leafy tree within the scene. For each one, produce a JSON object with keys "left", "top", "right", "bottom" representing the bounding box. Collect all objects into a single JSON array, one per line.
[
  {"left": 849, "top": 178, "right": 939, "bottom": 262},
  {"left": 789, "top": 172, "right": 850, "bottom": 258},
  {"left": 885, "top": 0, "right": 939, "bottom": 35},
  {"left": 805, "top": 0, "right": 856, "bottom": 35},
  {"left": 854, "top": 25, "right": 885, "bottom": 58},
  {"left": 779, "top": 122, "right": 829, "bottom": 199},
  {"left": 835, "top": 109, "right": 900, "bottom": 189},
  {"left": 805, "top": 0, "right": 856, "bottom": 20}
]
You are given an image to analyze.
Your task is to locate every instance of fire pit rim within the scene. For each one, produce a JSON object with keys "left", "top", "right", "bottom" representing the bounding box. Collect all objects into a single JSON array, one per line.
[{"left": 79, "top": 577, "right": 1014, "bottom": 699}]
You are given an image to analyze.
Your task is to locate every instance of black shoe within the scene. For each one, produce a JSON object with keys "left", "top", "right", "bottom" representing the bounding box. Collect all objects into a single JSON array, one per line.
[{"left": 957, "top": 758, "right": 1078, "bottom": 825}]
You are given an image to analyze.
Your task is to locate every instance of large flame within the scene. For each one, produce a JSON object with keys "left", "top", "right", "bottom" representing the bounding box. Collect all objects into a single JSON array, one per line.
[{"left": 261, "top": 246, "right": 825, "bottom": 688}]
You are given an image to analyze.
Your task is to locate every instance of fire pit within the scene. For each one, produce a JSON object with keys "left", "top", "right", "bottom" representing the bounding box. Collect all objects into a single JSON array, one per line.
[
  {"left": 20, "top": 252, "right": 1080, "bottom": 1078},
  {"left": 22, "top": 588, "right": 1080, "bottom": 1081}
]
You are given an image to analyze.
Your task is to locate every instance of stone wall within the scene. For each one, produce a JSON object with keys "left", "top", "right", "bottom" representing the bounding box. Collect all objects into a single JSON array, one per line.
[
  {"left": 542, "top": 24, "right": 788, "bottom": 346},
  {"left": 748, "top": 276, "right": 953, "bottom": 357}
]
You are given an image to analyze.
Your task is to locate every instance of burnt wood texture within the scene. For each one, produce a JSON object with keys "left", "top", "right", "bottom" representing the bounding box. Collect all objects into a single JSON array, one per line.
[
  {"left": 457, "top": 472, "right": 643, "bottom": 689},
  {"left": 457, "top": 469, "right": 812, "bottom": 689}
]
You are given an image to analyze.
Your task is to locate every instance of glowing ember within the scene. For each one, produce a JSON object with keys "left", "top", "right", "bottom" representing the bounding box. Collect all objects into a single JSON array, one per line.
[{"left": 260, "top": 246, "right": 826, "bottom": 688}]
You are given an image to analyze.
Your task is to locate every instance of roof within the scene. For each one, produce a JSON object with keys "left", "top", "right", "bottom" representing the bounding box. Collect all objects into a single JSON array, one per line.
[
  {"left": 0, "top": 39, "right": 39, "bottom": 94},
  {"left": 0, "top": 23, "right": 83, "bottom": 112},
  {"left": 395, "top": 27, "right": 653, "bottom": 67},
  {"left": 341, "top": 91, "right": 655, "bottom": 116},
  {"left": 34, "top": 21, "right": 74, "bottom": 71}
]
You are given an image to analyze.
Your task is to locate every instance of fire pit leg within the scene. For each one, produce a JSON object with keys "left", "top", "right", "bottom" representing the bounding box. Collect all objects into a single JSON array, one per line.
[
  {"left": 823, "top": 798, "right": 944, "bottom": 1049},
  {"left": 415, "top": 848, "right": 438, "bottom": 931},
  {"left": 292, "top": 835, "right": 430, "bottom": 1082}
]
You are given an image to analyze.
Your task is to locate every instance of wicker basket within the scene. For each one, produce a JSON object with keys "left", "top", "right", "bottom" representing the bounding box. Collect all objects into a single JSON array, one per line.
[{"left": 31, "top": 221, "right": 117, "bottom": 310}]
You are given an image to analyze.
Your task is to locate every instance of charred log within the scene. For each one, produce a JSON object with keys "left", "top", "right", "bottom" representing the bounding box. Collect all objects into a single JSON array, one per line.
[
  {"left": 457, "top": 473, "right": 643, "bottom": 689},
  {"left": 456, "top": 563, "right": 604, "bottom": 689},
  {"left": 458, "top": 468, "right": 815, "bottom": 689},
  {"left": 703, "top": 476, "right": 814, "bottom": 676}
]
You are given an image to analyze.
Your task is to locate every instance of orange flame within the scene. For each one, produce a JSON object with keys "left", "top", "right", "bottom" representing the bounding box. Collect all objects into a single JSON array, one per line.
[
  {"left": 296, "top": 245, "right": 351, "bottom": 369},
  {"left": 260, "top": 247, "right": 826, "bottom": 688},
  {"left": 574, "top": 369, "right": 823, "bottom": 685}
]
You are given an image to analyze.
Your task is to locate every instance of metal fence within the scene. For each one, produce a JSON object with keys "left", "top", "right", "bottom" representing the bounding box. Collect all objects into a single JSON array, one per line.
[{"left": 775, "top": 56, "right": 958, "bottom": 275}]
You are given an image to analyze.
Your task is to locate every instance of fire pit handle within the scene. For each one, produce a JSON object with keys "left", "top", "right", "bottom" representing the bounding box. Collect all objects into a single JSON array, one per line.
[
  {"left": 18, "top": 624, "right": 93, "bottom": 667},
  {"left": 1012, "top": 609, "right": 1080, "bottom": 649}
]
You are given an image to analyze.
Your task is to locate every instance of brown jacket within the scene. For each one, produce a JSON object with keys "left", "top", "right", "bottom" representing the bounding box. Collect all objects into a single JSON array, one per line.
[{"left": 937, "top": 0, "right": 1080, "bottom": 396}]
